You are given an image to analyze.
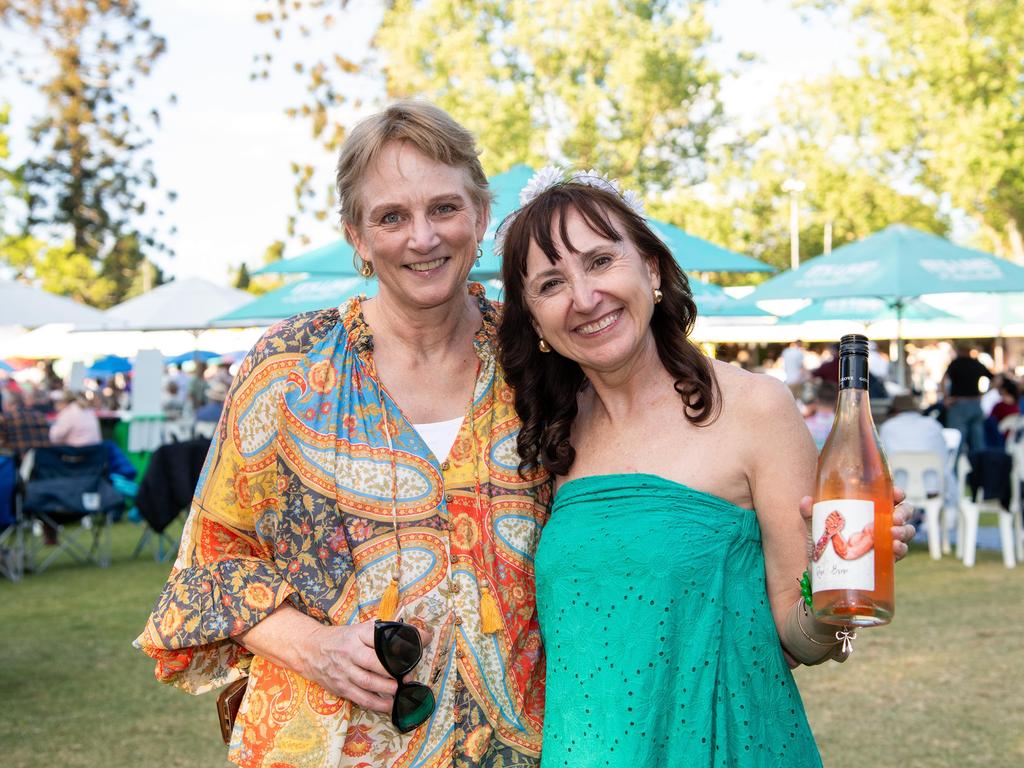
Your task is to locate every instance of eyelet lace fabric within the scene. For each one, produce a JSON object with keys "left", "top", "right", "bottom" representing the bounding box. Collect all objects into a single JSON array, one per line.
[{"left": 535, "top": 473, "right": 822, "bottom": 767}]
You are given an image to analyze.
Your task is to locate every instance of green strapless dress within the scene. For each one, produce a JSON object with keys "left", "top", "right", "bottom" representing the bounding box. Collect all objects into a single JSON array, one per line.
[{"left": 535, "top": 473, "right": 821, "bottom": 767}]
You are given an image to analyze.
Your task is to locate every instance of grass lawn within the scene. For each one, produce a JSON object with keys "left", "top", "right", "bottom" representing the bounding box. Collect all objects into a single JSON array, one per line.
[
  {"left": 2, "top": 521, "right": 1023, "bottom": 767},
  {"left": 795, "top": 538, "right": 1024, "bottom": 766}
]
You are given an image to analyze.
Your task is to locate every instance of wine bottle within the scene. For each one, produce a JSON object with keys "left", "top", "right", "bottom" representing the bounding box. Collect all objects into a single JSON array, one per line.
[{"left": 811, "top": 333, "right": 894, "bottom": 627}]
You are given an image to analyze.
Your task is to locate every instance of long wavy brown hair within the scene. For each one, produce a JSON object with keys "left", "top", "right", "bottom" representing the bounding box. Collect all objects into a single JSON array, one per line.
[{"left": 498, "top": 182, "right": 720, "bottom": 477}]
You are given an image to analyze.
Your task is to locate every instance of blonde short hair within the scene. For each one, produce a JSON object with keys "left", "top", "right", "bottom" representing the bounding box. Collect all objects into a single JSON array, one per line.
[{"left": 335, "top": 100, "right": 492, "bottom": 240}]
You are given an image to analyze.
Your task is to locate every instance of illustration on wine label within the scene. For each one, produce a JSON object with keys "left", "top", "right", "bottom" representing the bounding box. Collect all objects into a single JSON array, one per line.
[{"left": 811, "top": 499, "right": 875, "bottom": 593}]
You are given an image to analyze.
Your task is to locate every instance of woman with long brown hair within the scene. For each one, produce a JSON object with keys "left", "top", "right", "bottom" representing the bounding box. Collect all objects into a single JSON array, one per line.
[{"left": 497, "top": 170, "right": 914, "bottom": 767}]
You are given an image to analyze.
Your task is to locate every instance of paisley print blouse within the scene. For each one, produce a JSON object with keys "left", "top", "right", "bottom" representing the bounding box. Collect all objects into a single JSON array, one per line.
[{"left": 136, "top": 284, "right": 550, "bottom": 768}]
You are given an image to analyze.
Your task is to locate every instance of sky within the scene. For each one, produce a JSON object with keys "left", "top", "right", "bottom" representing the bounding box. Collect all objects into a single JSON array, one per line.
[{"left": 2, "top": 0, "right": 855, "bottom": 282}]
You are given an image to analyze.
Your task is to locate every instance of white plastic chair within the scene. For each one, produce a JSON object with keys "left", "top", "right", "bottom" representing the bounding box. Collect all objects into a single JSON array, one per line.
[
  {"left": 193, "top": 420, "right": 217, "bottom": 440},
  {"left": 956, "top": 453, "right": 1018, "bottom": 568},
  {"left": 161, "top": 418, "right": 195, "bottom": 443},
  {"left": 1006, "top": 440, "right": 1024, "bottom": 563},
  {"left": 940, "top": 428, "right": 962, "bottom": 555},
  {"left": 998, "top": 413, "right": 1024, "bottom": 445},
  {"left": 889, "top": 451, "right": 946, "bottom": 560}
]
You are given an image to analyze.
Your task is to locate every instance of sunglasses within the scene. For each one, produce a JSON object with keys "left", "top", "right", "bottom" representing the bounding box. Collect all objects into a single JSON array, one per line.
[{"left": 374, "top": 619, "right": 436, "bottom": 733}]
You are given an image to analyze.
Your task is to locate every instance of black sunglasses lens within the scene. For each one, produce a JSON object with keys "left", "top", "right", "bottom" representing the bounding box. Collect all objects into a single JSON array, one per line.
[
  {"left": 394, "top": 683, "right": 435, "bottom": 732},
  {"left": 379, "top": 623, "right": 421, "bottom": 677}
]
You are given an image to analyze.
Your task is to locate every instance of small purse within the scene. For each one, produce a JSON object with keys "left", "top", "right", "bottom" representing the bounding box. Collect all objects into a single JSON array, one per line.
[{"left": 216, "top": 676, "right": 249, "bottom": 745}]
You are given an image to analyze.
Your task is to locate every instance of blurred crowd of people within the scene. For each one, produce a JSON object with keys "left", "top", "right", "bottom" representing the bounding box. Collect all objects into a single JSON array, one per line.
[
  {"left": 715, "top": 338, "right": 1020, "bottom": 457},
  {"left": 736, "top": 339, "right": 1020, "bottom": 530},
  {"left": 5, "top": 340, "right": 1016, "bottom": 464},
  {"left": 160, "top": 359, "right": 232, "bottom": 424},
  {"left": 0, "top": 357, "right": 236, "bottom": 456}
]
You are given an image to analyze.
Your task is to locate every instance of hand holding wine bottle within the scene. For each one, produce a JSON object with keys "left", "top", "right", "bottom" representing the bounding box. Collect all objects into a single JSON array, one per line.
[
  {"left": 799, "top": 488, "right": 915, "bottom": 562},
  {"left": 806, "top": 334, "right": 916, "bottom": 628}
]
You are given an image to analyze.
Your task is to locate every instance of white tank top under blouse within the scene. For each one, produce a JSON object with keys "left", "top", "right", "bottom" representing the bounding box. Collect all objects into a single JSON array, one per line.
[{"left": 412, "top": 415, "right": 463, "bottom": 463}]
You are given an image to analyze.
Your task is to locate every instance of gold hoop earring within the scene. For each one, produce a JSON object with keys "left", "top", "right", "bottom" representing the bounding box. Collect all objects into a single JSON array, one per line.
[
  {"left": 475, "top": 244, "right": 483, "bottom": 268},
  {"left": 653, "top": 288, "right": 663, "bottom": 304},
  {"left": 538, "top": 338, "right": 551, "bottom": 353},
  {"left": 359, "top": 258, "right": 374, "bottom": 278}
]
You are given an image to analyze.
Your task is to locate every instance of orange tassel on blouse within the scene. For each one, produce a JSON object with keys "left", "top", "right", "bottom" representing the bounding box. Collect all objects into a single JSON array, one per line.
[
  {"left": 479, "top": 584, "right": 502, "bottom": 634},
  {"left": 378, "top": 577, "right": 400, "bottom": 621}
]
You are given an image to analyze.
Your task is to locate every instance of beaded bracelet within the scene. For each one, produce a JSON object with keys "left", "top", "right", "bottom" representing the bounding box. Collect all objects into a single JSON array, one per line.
[
  {"left": 800, "top": 570, "right": 812, "bottom": 607},
  {"left": 797, "top": 571, "right": 857, "bottom": 655}
]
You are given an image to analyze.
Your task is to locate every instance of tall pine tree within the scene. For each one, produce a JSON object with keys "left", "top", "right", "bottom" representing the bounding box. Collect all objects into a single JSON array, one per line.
[{"left": 0, "top": 0, "right": 173, "bottom": 305}]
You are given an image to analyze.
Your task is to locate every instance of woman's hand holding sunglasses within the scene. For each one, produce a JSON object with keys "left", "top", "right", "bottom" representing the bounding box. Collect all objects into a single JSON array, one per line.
[{"left": 301, "top": 620, "right": 433, "bottom": 714}]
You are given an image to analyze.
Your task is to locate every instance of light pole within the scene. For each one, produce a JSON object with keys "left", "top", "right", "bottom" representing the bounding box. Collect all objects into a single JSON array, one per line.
[{"left": 782, "top": 178, "right": 805, "bottom": 270}]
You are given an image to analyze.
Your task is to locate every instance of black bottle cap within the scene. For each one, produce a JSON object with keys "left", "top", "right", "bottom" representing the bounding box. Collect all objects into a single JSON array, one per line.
[{"left": 839, "top": 333, "right": 869, "bottom": 358}]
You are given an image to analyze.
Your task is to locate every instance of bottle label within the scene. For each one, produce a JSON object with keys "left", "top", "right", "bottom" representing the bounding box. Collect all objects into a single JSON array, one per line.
[{"left": 811, "top": 499, "right": 876, "bottom": 592}]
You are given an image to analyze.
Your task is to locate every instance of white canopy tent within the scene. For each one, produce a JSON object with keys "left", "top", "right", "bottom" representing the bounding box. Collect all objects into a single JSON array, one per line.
[
  {"left": 82, "top": 276, "right": 255, "bottom": 332},
  {"left": 1, "top": 279, "right": 107, "bottom": 328},
  {"left": 0, "top": 323, "right": 267, "bottom": 361},
  {"left": 690, "top": 316, "right": 1001, "bottom": 345}
]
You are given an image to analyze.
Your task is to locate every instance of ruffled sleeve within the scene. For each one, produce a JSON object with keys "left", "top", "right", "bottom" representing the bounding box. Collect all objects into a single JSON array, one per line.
[{"left": 134, "top": 318, "right": 314, "bottom": 694}]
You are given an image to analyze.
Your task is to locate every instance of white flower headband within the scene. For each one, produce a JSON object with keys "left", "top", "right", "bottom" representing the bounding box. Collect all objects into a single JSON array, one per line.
[{"left": 495, "top": 166, "right": 647, "bottom": 254}]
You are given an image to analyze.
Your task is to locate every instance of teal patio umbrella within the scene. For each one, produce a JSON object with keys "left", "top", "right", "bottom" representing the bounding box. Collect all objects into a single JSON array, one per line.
[
  {"left": 747, "top": 225, "right": 1024, "bottom": 383},
  {"left": 483, "top": 166, "right": 772, "bottom": 275},
  {"left": 254, "top": 239, "right": 358, "bottom": 277},
  {"left": 920, "top": 291, "right": 1024, "bottom": 369},
  {"left": 648, "top": 220, "right": 774, "bottom": 273},
  {"left": 748, "top": 225, "right": 1024, "bottom": 301},
  {"left": 255, "top": 165, "right": 536, "bottom": 281},
  {"left": 479, "top": 275, "right": 768, "bottom": 318},
  {"left": 689, "top": 278, "right": 772, "bottom": 318},
  {"left": 87, "top": 354, "right": 133, "bottom": 377},
  {"left": 475, "top": 164, "right": 537, "bottom": 278},
  {"left": 257, "top": 164, "right": 773, "bottom": 280},
  {"left": 165, "top": 350, "right": 219, "bottom": 366},
  {"left": 215, "top": 276, "right": 377, "bottom": 325},
  {"left": 776, "top": 297, "right": 956, "bottom": 325}
]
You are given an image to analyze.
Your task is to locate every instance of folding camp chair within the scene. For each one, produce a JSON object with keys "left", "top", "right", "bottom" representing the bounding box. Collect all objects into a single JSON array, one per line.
[
  {"left": 21, "top": 444, "right": 124, "bottom": 573},
  {"left": 132, "top": 437, "right": 211, "bottom": 562},
  {"left": 0, "top": 451, "right": 24, "bottom": 581}
]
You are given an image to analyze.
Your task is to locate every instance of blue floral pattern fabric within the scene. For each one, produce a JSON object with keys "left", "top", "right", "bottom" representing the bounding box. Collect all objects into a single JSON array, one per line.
[{"left": 136, "top": 284, "right": 550, "bottom": 768}]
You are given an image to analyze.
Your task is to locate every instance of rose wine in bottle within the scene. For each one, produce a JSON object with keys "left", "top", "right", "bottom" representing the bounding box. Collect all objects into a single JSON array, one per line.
[{"left": 811, "top": 334, "right": 894, "bottom": 627}]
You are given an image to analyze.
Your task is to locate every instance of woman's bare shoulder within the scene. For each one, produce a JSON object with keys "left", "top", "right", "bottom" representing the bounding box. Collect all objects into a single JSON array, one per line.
[{"left": 710, "top": 359, "right": 799, "bottom": 421}]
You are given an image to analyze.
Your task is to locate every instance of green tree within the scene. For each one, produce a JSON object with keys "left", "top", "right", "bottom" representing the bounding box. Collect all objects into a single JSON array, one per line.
[
  {"left": 0, "top": 0, "right": 174, "bottom": 304},
  {"left": 253, "top": 0, "right": 361, "bottom": 240},
  {"left": 2, "top": 105, "right": 162, "bottom": 307},
  {"left": 1, "top": 102, "right": 49, "bottom": 288},
  {"left": 97, "top": 232, "right": 165, "bottom": 305},
  {"left": 228, "top": 240, "right": 286, "bottom": 297},
  {"left": 255, "top": 0, "right": 724, "bottom": 235},
  {"left": 233, "top": 262, "right": 252, "bottom": 290},
  {"left": 262, "top": 239, "right": 285, "bottom": 265},
  {"left": 30, "top": 240, "right": 113, "bottom": 304},
  {"left": 654, "top": 88, "right": 947, "bottom": 280},
  {"left": 377, "top": 0, "right": 722, "bottom": 190},
  {"left": 795, "top": 0, "right": 1024, "bottom": 260},
  {"left": 0, "top": 102, "right": 19, "bottom": 222}
]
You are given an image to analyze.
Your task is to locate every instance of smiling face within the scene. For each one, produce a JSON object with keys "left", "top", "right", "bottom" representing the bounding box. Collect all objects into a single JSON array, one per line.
[
  {"left": 346, "top": 140, "right": 488, "bottom": 312},
  {"left": 523, "top": 206, "right": 660, "bottom": 375}
]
